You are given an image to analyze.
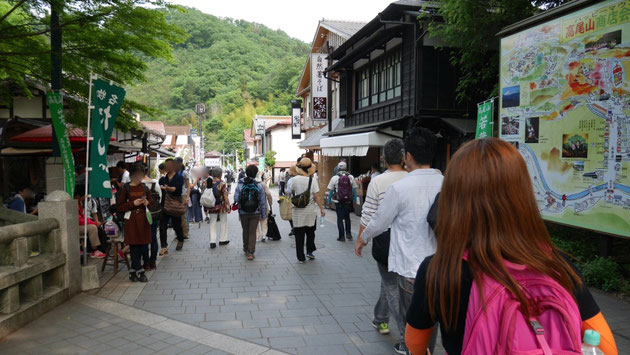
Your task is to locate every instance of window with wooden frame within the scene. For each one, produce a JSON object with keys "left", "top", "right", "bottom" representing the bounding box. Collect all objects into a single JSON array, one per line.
[{"left": 355, "top": 47, "right": 402, "bottom": 109}]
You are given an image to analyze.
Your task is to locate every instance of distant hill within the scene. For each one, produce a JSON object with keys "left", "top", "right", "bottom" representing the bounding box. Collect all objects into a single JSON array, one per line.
[{"left": 127, "top": 7, "right": 309, "bottom": 151}]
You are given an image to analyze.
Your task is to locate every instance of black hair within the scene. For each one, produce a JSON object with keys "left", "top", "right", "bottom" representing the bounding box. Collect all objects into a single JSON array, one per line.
[
  {"left": 404, "top": 126, "right": 437, "bottom": 166},
  {"left": 129, "top": 162, "right": 145, "bottom": 176},
  {"left": 116, "top": 161, "right": 126, "bottom": 169},
  {"left": 245, "top": 165, "right": 258, "bottom": 178},
  {"left": 16, "top": 184, "right": 31, "bottom": 193},
  {"left": 74, "top": 184, "right": 85, "bottom": 197},
  {"left": 158, "top": 163, "right": 165, "bottom": 171},
  {"left": 383, "top": 138, "right": 405, "bottom": 165}
]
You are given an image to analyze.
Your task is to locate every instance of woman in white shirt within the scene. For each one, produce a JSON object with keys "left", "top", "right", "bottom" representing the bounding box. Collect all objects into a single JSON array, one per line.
[{"left": 285, "top": 158, "right": 326, "bottom": 263}]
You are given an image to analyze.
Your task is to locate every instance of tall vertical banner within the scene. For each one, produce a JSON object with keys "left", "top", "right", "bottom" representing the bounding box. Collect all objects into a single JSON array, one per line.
[
  {"left": 88, "top": 79, "right": 126, "bottom": 198},
  {"left": 475, "top": 99, "right": 494, "bottom": 139},
  {"left": 47, "top": 92, "right": 75, "bottom": 196},
  {"left": 291, "top": 101, "right": 301, "bottom": 139},
  {"left": 311, "top": 53, "right": 328, "bottom": 121}
]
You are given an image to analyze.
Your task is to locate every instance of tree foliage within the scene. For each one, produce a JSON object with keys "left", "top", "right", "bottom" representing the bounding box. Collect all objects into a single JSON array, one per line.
[
  {"left": 422, "top": 0, "right": 569, "bottom": 103},
  {"left": 264, "top": 150, "right": 276, "bottom": 168},
  {"left": 126, "top": 7, "right": 309, "bottom": 152},
  {"left": 0, "top": 0, "right": 186, "bottom": 130}
]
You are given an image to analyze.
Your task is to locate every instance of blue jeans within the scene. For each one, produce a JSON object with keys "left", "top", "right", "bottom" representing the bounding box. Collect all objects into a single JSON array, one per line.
[
  {"left": 189, "top": 191, "right": 203, "bottom": 222},
  {"left": 150, "top": 219, "right": 159, "bottom": 263},
  {"left": 399, "top": 274, "right": 438, "bottom": 353},
  {"left": 335, "top": 203, "right": 352, "bottom": 238}
]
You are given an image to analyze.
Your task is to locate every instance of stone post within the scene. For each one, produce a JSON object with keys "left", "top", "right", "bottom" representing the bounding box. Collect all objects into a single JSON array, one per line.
[
  {"left": 38, "top": 190, "right": 81, "bottom": 295},
  {"left": 45, "top": 157, "right": 65, "bottom": 194}
]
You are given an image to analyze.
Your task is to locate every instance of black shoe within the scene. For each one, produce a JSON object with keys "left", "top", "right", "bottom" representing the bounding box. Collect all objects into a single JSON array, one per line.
[
  {"left": 394, "top": 342, "right": 408, "bottom": 355},
  {"left": 288, "top": 230, "right": 294, "bottom": 236},
  {"left": 219, "top": 241, "right": 230, "bottom": 246},
  {"left": 337, "top": 237, "right": 346, "bottom": 242},
  {"left": 137, "top": 272, "right": 148, "bottom": 283},
  {"left": 346, "top": 234, "right": 353, "bottom": 240},
  {"left": 210, "top": 243, "right": 217, "bottom": 249},
  {"left": 176, "top": 241, "right": 183, "bottom": 251},
  {"left": 129, "top": 272, "right": 138, "bottom": 282}
]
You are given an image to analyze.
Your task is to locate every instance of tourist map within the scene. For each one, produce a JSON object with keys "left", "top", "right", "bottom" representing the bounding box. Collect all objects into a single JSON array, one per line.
[{"left": 500, "top": 0, "right": 630, "bottom": 237}]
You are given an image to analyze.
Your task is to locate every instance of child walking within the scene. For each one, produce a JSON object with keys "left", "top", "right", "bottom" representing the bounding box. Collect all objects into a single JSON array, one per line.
[{"left": 117, "top": 163, "right": 153, "bottom": 282}]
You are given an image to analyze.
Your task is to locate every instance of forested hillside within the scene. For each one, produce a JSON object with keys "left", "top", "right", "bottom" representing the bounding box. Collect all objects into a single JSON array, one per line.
[{"left": 127, "top": 7, "right": 309, "bottom": 151}]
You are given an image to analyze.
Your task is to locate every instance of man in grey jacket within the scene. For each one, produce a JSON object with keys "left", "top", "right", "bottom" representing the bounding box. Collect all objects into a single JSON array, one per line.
[{"left": 233, "top": 165, "right": 267, "bottom": 261}]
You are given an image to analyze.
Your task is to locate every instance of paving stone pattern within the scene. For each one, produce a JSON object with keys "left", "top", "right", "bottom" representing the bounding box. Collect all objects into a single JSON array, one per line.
[
  {"left": 132, "top": 207, "right": 428, "bottom": 355},
  {"left": 0, "top": 187, "right": 628, "bottom": 354}
]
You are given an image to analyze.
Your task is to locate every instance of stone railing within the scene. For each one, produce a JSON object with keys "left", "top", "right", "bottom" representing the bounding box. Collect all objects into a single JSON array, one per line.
[{"left": 0, "top": 191, "right": 81, "bottom": 339}]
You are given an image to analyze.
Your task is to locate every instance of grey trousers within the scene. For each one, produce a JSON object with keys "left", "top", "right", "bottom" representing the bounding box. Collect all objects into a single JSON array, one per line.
[
  {"left": 398, "top": 274, "right": 438, "bottom": 354},
  {"left": 374, "top": 262, "right": 404, "bottom": 342}
]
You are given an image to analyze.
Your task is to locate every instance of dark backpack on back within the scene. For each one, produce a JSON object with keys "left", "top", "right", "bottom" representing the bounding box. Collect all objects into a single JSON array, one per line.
[
  {"left": 148, "top": 183, "right": 161, "bottom": 218},
  {"left": 336, "top": 173, "right": 353, "bottom": 204},
  {"left": 239, "top": 179, "right": 259, "bottom": 213}
]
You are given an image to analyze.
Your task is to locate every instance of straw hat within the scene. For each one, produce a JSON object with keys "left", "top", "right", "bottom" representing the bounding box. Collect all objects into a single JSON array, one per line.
[
  {"left": 288, "top": 165, "right": 299, "bottom": 176},
  {"left": 295, "top": 157, "right": 316, "bottom": 176}
]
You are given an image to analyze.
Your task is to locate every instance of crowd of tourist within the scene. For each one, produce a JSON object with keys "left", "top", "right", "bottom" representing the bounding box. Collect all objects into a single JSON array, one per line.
[{"left": 2, "top": 126, "right": 621, "bottom": 355}]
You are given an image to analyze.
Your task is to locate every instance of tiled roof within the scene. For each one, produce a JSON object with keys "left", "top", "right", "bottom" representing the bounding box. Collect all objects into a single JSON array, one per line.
[
  {"left": 243, "top": 129, "right": 254, "bottom": 143},
  {"left": 205, "top": 151, "right": 222, "bottom": 157},
  {"left": 140, "top": 121, "right": 165, "bottom": 135},
  {"left": 164, "top": 125, "right": 190, "bottom": 136},
  {"left": 265, "top": 119, "right": 292, "bottom": 131},
  {"left": 320, "top": 20, "right": 368, "bottom": 39}
]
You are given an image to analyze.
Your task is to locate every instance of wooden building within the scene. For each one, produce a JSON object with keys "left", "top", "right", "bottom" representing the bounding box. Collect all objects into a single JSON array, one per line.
[{"left": 323, "top": 0, "right": 477, "bottom": 173}]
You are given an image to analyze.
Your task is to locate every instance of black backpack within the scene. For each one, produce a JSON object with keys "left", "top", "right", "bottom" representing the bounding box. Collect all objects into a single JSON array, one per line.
[
  {"left": 148, "top": 182, "right": 161, "bottom": 218},
  {"left": 239, "top": 178, "right": 259, "bottom": 213}
]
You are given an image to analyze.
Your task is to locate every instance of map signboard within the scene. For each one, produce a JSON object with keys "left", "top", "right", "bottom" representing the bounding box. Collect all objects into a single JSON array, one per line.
[{"left": 500, "top": 0, "right": 630, "bottom": 237}]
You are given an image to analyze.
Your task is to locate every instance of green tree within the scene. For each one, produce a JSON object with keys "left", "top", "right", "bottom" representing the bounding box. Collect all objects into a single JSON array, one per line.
[
  {"left": 264, "top": 150, "right": 276, "bottom": 168},
  {"left": 125, "top": 7, "right": 309, "bottom": 149},
  {"left": 0, "top": 0, "right": 186, "bottom": 129},
  {"left": 422, "top": 0, "right": 568, "bottom": 103}
]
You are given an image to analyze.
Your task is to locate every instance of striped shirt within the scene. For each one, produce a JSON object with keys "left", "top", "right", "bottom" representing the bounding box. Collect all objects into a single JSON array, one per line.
[{"left": 360, "top": 170, "right": 408, "bottom": 227}]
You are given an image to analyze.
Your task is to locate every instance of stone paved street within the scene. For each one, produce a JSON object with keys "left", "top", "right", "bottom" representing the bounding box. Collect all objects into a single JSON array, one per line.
[{"left": 0, "top": 189, "right": 629, "bottom": 354}]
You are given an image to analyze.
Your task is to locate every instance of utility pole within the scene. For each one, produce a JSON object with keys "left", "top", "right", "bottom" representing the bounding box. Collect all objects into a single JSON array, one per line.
[
  {"left": 50, "top": 0, "right": 62, "bottom": 156},
  {"left": 195, "top": 103, "right": 206, "bottom": 166}
]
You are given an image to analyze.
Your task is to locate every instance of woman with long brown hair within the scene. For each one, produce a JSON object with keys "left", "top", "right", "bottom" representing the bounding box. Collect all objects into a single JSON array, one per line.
[{"left": 404, "top": 138, "right": 617, "bottom": 355}]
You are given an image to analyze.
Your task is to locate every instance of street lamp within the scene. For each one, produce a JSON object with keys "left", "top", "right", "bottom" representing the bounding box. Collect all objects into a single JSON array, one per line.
[
  {"left": 195, "top": 103, "right": 206, "bottom": 165},
  {"left": 256, "top": 122, "right": 266, "bottom": 156}
]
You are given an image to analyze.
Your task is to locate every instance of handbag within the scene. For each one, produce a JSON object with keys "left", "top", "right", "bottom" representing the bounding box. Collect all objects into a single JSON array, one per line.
[
  {"left": 164, "top": 193, "right": 186, "bottom": 216},
  {"left": 291, "top": 177, "right": 312, "bottom": 208},
  {"left": 278, "top": 196, "right": 293, "bottom": 221}
]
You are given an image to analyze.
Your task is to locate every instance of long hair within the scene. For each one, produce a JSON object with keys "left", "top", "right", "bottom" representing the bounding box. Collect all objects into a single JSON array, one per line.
[{"left": 426, "top": 138, "right": 582, "bottom": 331}]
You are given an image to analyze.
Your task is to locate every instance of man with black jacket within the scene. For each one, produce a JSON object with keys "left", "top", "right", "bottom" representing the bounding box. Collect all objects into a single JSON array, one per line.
[{"left": 355, "top": 138, "right": 408, "bottom": 353}]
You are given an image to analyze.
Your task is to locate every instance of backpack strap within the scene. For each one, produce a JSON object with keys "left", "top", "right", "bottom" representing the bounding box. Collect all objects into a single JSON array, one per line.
[{"left": 529, "top": 319, "right": 553, "bottom": 355}]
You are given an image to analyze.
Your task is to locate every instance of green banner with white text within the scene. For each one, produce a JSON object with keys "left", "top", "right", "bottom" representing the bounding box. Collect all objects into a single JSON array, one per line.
[
  {"left": 475, "top": 100, "right": 493, "bottom": 139},
  {"left": 47, "top": 92, "right": 75, "bottom": 196},
  {"left": 88, "top": 79, "right": 126, "bottom": 198}
]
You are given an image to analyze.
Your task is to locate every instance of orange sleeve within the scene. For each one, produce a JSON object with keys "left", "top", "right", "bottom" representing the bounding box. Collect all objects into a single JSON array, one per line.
[
  {"left": 582, "top": 312, "right": 617, "bottom": 355},
  {"left": 405, "top": 323, "right": 434, "bottom": 355}
]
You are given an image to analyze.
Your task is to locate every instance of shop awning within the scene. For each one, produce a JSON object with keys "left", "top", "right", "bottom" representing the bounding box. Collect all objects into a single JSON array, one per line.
[
  {"left": 0, "top": 147, "right": 82, "bottom": 156},
  {"left": 299, "top": 118, "right": 344, "bottom": 149},
  {"left": 10, "top": 124, "right": 115, "bottom": 143},
  {"left": 109, "top": 141, "right": 141, "bottom": 152},
  {"left": 320, "top": 130, "right": 402, "bottom": 157}
]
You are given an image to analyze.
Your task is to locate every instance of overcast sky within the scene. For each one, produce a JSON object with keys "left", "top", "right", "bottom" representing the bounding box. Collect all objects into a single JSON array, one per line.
[{"left": 168, "top": 0, "right": 395, "bottom": 43}]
